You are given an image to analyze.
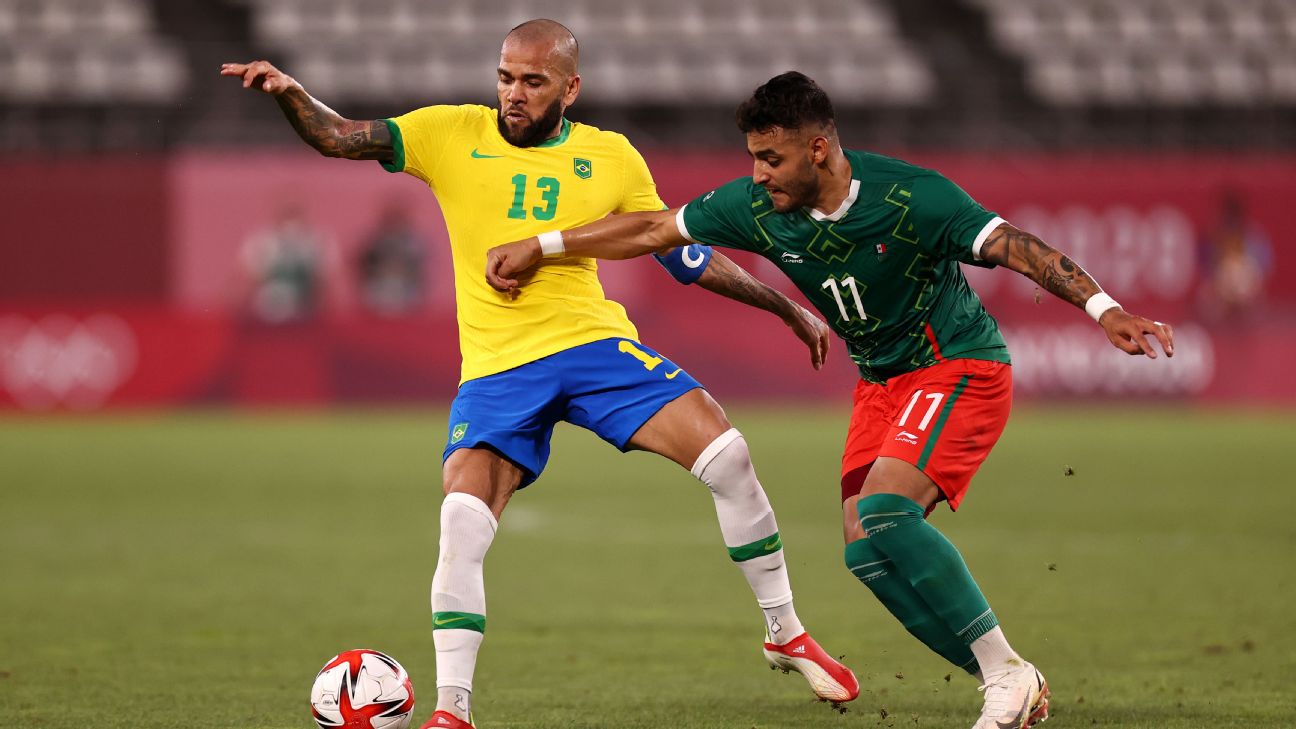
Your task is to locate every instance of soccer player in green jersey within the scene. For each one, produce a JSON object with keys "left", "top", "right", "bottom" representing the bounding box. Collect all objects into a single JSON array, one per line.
[{"left": 486, "top": 72, "right": 1175, "bottom": 729}]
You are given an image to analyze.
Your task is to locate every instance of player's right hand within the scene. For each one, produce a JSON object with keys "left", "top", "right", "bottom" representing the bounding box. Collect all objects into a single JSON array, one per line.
[
  {"left": 1099, "top": 309, "right": 1174, "bottom": 358},
  {"left": 486, "top": 239, "right": 544, "bottom": 292},
  {"left": 220, "top": 61, "right": 299, "bottom": 95},
  {"left": 784, "top": 303, "right": 831, "bottom": 370}
]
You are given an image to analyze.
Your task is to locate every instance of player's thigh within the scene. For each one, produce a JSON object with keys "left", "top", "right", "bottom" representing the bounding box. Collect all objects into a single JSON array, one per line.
[
  {"left": 840, "top": 378, "right": 891, "bottom": 501},
  {"left": 561, "top": 338, "right": 727, "bottom": 470},
  {"left": 627, "top": 388, "right": 733, "bottom": 469},
  {"left": 845, "top": 459, "right": 941, "bottom": 541},
  {"left": 872, "top": 359, "right": 1012, "bottom": 512},
  {"left": 442, "top": 447, "right": 525, "bottom": 520},
  {"left": 442, "top": 362, "right": 564, "bottom": 506}
]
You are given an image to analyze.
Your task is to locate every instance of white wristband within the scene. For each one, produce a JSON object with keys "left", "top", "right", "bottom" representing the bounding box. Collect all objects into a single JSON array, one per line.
[
  {"left": 1084, "top": 292, "right": 1120, "bottom": 322},
  {"left": 537, "top": 230, "right": 564, "bottom": 257}
]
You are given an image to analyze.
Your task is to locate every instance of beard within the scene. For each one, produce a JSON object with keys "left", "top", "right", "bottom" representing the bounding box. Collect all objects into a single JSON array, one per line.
[
  {"left": 497, "top": 97, "right": 565, "bottom": 148},
  {"left": 768, "top": 165, "right": 819, "bottom": 213}
]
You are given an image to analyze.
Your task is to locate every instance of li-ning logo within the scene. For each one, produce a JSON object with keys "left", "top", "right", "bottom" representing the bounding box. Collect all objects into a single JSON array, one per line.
[
  {"left": 781, "top": 252, "right": 804, "bottom": 264},
  {"left": 895, "top": 431, "right": 919, "bottom": 445}
]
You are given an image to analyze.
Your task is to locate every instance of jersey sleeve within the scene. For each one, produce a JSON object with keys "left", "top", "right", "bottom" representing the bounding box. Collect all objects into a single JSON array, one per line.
[
  {"left": 909, "top": 172, "right": 1004, "bottom": 266},
  {"left": 677, "top": 178, "right": 760, "bottom": 251},
  {"left": 616, "top": 138, "right": 666, "bottom": 213},
  {"left": 378, "top": 105, "right": 472, "bottom": 184}
]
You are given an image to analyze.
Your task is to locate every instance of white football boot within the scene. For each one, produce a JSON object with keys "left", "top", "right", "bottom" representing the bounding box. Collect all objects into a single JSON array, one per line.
[{"left": 972, "top": 660, "right": 1049, "bottom": 729}]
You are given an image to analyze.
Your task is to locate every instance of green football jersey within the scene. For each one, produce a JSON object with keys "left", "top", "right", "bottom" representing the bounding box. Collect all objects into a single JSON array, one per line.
[{"left": 679, "top": 149, "right": 1010, "bottom": 383}]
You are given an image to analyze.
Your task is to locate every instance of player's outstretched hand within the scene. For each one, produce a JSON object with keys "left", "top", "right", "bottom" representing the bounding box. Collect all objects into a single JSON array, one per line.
[
  {"left": 784, "top": 303, "right": 831, "bottom": 370},
  {"left": 486, "top": 239, "right": 543, "bottom": 293},
  {"left": 1099, "top": 309, "right": 1174, "bottom": 359},
  {"left": 220, "top": 61, "right": 299, "bottom": 95}
]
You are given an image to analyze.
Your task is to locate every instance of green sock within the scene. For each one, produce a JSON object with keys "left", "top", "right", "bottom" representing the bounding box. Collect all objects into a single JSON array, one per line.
[
  {"left": 844, "top": 538, "right": 980, "bottom": 674},
  {"left": 857, "top": 493, "right": 999, "bottom": 646}
]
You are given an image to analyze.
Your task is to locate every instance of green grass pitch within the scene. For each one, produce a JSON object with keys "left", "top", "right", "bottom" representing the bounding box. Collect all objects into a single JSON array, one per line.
[{"left": 2, "top": 407, "right": 1294, "bottom": 728}]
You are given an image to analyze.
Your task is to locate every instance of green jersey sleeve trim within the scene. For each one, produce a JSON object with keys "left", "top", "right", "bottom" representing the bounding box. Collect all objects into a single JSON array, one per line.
[
  {"left": 378, "top": 118, "right": 405, "bottom": 173},
  {"left": 970, "top": 215, "right": 1005, "bottom": 261},
  {"left": 678, "top": 178, "right": 761, "bottom": 251},
  {"left": 676, "top": 205, "right": 699, "bottom": 243}
]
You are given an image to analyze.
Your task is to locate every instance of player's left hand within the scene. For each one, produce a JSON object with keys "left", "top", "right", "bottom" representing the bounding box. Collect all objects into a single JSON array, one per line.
[
  {"left": 1099, "top": 309, "right": 1174, "bottom": 359},
  {"left": 784, "top": 303, "right": 831, "bottom": 370},
  {"left": 486, "top": 239, "right": 542, "bottom": 292}
]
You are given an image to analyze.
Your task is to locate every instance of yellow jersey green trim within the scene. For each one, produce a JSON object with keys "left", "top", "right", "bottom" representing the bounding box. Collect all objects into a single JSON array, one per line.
[
  {"left": 533, "top": 117, "right": 572, "bottom": 149},
  {"left": 379, "top": 118, "right": 405, "bottom": 173}
]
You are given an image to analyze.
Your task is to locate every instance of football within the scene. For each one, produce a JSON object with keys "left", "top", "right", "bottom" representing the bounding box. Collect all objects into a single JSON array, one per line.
[{"left": 309, "top": 649, "right": 415, "bottom": 729}]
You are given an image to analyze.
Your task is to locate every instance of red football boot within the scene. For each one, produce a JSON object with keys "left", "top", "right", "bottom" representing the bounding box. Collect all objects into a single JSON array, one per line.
[
  {"left": 419, "top": 710, "right": 475, "bottom": 729},
  {"left": 763, "top": 632, "right": 860, "bottom": 702}
]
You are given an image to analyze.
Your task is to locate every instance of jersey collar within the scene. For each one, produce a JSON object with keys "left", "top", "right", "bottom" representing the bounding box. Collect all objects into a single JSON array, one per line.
[
  {"left": 807, "top": 178, "right": 860, "bottom": 222},
  {"left": 533, "top": 118, "right": 572, "bottom": 148}
]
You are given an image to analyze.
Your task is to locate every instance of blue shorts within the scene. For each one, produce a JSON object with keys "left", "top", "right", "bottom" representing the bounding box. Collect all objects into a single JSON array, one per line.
[{"left": 443, "top": 337, "right": 703, "bottom": 488}]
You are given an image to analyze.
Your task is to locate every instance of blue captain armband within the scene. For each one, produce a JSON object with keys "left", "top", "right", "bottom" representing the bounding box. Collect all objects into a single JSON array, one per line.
[{"left": 652, "top": 244, "right": 713, "bottom": 285}]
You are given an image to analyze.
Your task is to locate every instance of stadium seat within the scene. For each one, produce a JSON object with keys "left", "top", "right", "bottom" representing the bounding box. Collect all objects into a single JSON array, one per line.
[
  {"left": 971, "top": 0, "right": 1296, "bottom": 106},
  {"left": 238, "top": 0, "right": 934, "bottom": 107},
  {"left": 0, "top": 0, "right": 187, "bottom": 103}
]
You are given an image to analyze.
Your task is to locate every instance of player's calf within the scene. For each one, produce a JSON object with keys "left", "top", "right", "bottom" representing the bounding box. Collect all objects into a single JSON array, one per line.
[{"left": 692, "top": 428, "right": 802, "bottom": 642}]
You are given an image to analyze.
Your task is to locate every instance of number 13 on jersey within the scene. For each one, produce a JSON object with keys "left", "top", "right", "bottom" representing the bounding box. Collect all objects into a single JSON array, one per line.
[{"left": 508, "top": 174, "right": 560, "bottom": 221}]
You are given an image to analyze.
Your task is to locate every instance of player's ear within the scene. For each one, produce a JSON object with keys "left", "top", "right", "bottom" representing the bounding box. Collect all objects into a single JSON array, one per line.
[
  {"left": 563, "top": 74, "right": 581, "bottom": 106},
  {"left": 809, "top": 134, "right": 830, "bottom": 165}
]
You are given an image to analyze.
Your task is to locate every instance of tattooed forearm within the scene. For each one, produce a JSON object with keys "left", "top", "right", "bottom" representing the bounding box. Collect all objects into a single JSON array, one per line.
[
  {"left": 697, "top": 253, "right": 798, "bottom": 320},
  {"left": 275, "top": 87, "right": 392, "bottom": 161},
  {"left": 979, "top": 223, "right": 1102, "bottom": 309}
]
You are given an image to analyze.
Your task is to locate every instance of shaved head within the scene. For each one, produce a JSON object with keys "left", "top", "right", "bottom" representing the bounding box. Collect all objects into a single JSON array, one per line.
[
  {"left": 496, "top": 18, "right": 582, "bottom": 147},
  {"left": 503, "top": 19, "right": 579, "bottom": 77}
]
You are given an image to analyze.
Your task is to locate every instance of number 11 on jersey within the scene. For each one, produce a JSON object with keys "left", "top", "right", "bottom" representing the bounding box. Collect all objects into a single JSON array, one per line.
[{"left": 822, "top": 276, "right": 867, "bottom": 322}]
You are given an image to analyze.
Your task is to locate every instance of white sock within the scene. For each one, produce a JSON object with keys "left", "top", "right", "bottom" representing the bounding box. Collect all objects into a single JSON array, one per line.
[
  {"left": 692, "top": 429, "right": 804, "bottom": 644},
  {"left": 436, "top": 684, "right": 474, "bottom": 721},
  {"left": 969, "top": 626, "right": 1023, "bottom": 682},
  {"left": 431, "top": 492, "right": 497, "bottom": 719}
]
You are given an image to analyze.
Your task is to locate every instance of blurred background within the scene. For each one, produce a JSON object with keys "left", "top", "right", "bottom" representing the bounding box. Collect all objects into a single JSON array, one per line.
[
  {"left": 3, "top": 4, "right": 1296, "bottom": 727},
  {"left": 0, "top": 0, "right": 1293, "bottom": 409}
]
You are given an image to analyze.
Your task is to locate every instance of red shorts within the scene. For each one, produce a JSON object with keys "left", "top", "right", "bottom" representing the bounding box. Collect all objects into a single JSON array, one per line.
[{"left": 840, "top": 358, "right": 1012, "bottom": 511}]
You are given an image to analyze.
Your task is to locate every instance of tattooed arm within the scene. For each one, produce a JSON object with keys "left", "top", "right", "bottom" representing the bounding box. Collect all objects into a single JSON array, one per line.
[
  {"left": 696, "top": 252, "right": 831, "bottom": 370},
  {"left": 979, "top": 222, "right": 1175, "bottom": 358},
  {"left": 219, "top": 61, "right": 392, "bottom": 162}
]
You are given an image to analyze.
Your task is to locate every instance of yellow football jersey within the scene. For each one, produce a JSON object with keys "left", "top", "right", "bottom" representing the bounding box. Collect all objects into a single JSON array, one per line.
[{"left": 380, "top": 105, "right": 664, "bottom": 383}]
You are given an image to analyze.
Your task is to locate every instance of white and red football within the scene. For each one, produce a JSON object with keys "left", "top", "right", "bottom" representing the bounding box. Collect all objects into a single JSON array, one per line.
[{"left": 309, "top": 649, "right": 415, "bottom": 729}]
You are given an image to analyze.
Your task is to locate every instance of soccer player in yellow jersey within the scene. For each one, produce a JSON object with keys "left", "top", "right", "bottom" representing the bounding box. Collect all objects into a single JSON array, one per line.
[{"left": 222, "top": 19, "right": 856, "bottom": 728}]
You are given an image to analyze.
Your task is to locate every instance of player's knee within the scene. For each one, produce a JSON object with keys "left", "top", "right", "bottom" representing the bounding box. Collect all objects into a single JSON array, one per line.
[
  {"left": 855, "top": 492, "right": 925, "bottom": 533},
  {"left": 690, "top": 428, "right": 753, "bottom": 486},
  {"left": 441, "top": 448, "right": 520, "bottom": 513}
]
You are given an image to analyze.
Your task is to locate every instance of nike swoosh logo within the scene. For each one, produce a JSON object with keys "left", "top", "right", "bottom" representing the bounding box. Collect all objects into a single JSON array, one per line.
[
  {"left": 433, "top": 616, "right": 469, "bottom": 626},
  {"left": 996, "top": 692, "right": 1033, "bottom": 729},
  {"left": 664, "top": 368, "right": 682, "bottom": 379},
  {"left": 763, "top": 538, "right": 780, "bottom": 550},
  {"left": 470, "top": 149, "right": 503, "bottom": 159}
]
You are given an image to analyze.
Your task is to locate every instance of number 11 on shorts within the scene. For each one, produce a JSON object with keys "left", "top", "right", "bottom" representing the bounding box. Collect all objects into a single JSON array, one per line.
[{"left": 899, "top": 389, "right": 944, "bottom": 431}]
